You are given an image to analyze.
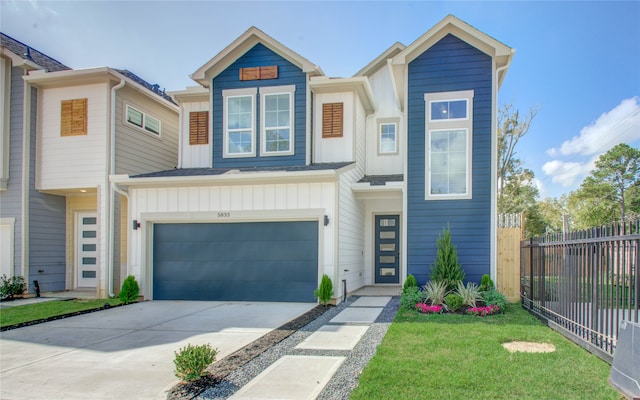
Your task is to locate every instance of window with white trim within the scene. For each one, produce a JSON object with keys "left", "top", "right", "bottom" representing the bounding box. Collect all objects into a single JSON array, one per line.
[
  {"left": 424, "top": 90, "right": 474, "bottom": 200},
  {"left": 260, "top": 85, "right": 295, "bottom": 156},
  {"left": 126, "top": 105, "right": 161, "bottom": 136},
  {"left": 223, "top": 88, "right": 256, "bottom": 157},
  {"left": 379, "top": 121, "right": 397, "bottom": 154}
]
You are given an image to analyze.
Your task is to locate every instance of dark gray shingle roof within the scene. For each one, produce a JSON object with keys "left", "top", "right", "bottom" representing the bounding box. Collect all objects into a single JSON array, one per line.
[
  {"left": 357, "top": 175, "right": 404, "bottom": 186},
  {"left": 0, "top": 32, "right": 70, "bottom": 72},
  {"left": 132, "top": 162, "right": 354, "bottom": 178},
  {"left": 114, "top": 69, "right": 176, "bottom": 105}
]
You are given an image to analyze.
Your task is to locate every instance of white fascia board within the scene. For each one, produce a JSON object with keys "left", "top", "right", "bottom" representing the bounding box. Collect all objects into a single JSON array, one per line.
[
  {"left": 1, "top": 48, "right": 42, "bottom": 70},
  {"left": 110, "top": 168, "right": 342, "bottom": 188},
  {"left": 190, "top": 26, "right": 324, "bottom": 86},
  {"left": 168, "top": 86, "right": 209, "bottom": 103},
  {"left": 354, "top": 42, "right": 406, "bottom": 77},
  {"left": 392, "top": 15, "right": 513, "bottom": 66},
  {"left": 309, "top": 76, "right": 376, "bottom": 115},
  {"left": 351, "top": 182, "right": 404, "bottom": 200},
  {"left": 24, "top": 67, "right": 178, "bottom": 112}
]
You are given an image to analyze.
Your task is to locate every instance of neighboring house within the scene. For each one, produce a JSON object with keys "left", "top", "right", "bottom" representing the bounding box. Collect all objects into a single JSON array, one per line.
[
  {"left": 1, "top": 33, "right": 179, "bottom": 297},
  {"left": 113, "top": 15, "right": 514, "bottom": 303}
]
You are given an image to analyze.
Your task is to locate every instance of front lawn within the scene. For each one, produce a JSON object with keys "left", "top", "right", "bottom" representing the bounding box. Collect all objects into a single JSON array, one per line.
[
  {"left": 351, "top": 303, "right": 622, "bottom": 400},
  {"left": 0, "top": 298, "right": 122, "bottom": 328}
]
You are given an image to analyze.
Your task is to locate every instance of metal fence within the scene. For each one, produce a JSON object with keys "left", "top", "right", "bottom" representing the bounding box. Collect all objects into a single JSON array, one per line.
[{"left": 520, "top": 220, "right": 639, "bottom": 363}]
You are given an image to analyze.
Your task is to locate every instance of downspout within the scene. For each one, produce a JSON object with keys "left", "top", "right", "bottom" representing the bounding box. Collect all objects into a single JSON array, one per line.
[
  {"left": 20, "top": 73, "right": 32, "bottom": 284},
  {"left": 108, "top": 78, "right": 126, "bottom": 297},
  {"left": 491, "top": 58, "right": 513, "bottom": 282}
]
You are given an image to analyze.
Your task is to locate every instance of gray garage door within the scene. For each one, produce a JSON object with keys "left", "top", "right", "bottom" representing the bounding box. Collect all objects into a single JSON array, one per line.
[{"left": 153, "top": 221, "right": 318, "bottom": 302}]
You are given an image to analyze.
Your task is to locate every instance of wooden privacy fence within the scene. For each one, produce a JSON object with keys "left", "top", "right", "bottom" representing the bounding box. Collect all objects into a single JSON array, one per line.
[
  {"left": 521, "top": 220, "right": 640, "bottom": 362},
  {"left": 497, "top": 213, "right": 523, "bottom": 301}
]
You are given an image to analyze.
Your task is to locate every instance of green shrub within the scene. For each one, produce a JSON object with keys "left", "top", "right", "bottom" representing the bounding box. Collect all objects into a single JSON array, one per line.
[
  {"left": 400, "top": 286, "right": 425, "bottom": 310},
  {"left": 119, "top": 275, "right": 139, "bottom": 304},
  {"left": 314, "top": 274, "right": 334, "bottom": 305},
  {"left": 479, "top": 274, "right": 495, "bottom": 292},
  {"left": 174, "top": 343, "right": 218, "bottom": 382},
  {"left": 482, "top": 289, "right": 507, "bottom": 311},
  {"left": 429, "top": 226, "right": 465, "bottom": 291},
  {"left": 403, "top": 274, "right": 418, "bottom": 292},
  {"left": 423, "top": 280, "right": 448, "bottom": 306},
  {"left": 444, "top": 293, "right": 463, "bottom": 312},
  {"left": 0, "top": 275, "right": 26, "bottom": 300},
  {"left": 454, "top": 281, "right": 483, "bottom": 308}
]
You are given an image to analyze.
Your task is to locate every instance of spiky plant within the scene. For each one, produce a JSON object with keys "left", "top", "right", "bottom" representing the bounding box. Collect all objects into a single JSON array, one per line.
[
  {"left": 454, "top": 281, "right": 483, "bottom": 308},
  {"left": 423, "top": 280, "right": 448, "bottom": 306}
]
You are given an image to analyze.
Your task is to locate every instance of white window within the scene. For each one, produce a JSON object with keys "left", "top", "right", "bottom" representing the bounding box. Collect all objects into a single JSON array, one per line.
[
  {"left": 126, "top": 105, "right": 161, "bottom": 136},
  {"left": 223, "top": 88, "right": 256, "bottom": 157},
  {"left": 424, "top": 90, "right": 474, "bottom": 200},
  {"left": 379, "top": 122, "right": 397, "bottom": 154},
  {"left": 260, "top": 85, "right": 295, "bottom": 156}
]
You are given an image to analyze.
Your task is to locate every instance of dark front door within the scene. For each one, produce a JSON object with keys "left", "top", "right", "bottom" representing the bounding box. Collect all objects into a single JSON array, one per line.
[{"left": 375, "top": 215, "right": 400, "bottom": 284}]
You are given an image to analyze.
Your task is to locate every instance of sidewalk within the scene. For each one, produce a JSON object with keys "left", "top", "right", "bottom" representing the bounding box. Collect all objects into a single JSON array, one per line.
[
  {"left": 199, "top": 295, "right": 400, "bottom": 400},
  {"left": 0, "top": 290, "right": 97, "bottom": 309}
]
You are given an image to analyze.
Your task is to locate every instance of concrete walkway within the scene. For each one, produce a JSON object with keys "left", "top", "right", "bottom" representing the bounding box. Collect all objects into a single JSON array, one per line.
[{"left": 225, "top": 296, "right": 393, "bottom": 400}]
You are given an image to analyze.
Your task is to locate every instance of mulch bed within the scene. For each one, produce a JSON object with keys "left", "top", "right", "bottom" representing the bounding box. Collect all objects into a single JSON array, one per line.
[{"left": 167, "top": 304, "right": 330, "bottom": 400}]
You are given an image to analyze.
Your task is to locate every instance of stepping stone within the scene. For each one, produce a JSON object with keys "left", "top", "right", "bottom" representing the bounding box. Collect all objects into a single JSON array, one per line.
[
  {"left": 351, "top": 296, "right": 391, "bottom": 307},
  {"left": 330, "top": 307, "right": 383, "bottom": 324},
  {"left": 295, "top": 325, "right": 370, "bottom": 350},
  {"left": 230, "top": 355, "right": 345, "bottom": 400}
]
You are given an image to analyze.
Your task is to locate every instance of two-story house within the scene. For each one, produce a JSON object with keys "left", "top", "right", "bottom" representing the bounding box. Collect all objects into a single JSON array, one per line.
[
  {"left": 112, "top": 15, "right": 513, "bottom": 303},
  {"left": 1, "top": 33, "right": 180, "bottom": 297}
]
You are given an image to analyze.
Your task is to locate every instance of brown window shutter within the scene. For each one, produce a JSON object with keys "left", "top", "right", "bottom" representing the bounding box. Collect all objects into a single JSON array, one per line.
[
  {"left": 189, "top": 111, "right": 209, "bottom": 145},
  {"left": 322, "top": 103, "right": 343, "bottom": 138},
  {"left": 61, "top": 98, "right": 88, "bottom": 136}
]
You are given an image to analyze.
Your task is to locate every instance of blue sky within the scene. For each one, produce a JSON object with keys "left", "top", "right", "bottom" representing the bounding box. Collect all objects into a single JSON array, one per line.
[{"left": 2, "top": 1, "right": 639, "bottom": 199}]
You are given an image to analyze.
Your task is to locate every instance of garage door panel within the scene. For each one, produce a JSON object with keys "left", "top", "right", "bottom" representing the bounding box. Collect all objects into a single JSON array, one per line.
[{"left": 153, "top": 221, "right": 319, "bottom": 302}]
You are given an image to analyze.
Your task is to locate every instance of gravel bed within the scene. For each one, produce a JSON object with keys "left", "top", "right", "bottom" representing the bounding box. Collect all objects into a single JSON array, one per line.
[{"left": 197, "top": 296, "right": 399, "bottom": 400}]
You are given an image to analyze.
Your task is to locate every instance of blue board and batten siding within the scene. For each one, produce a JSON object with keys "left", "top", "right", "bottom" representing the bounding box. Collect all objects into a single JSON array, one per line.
[
  {"left": 212, "top": 43, "right": 307, "bottom": 168},
  {"left": 407, "top": 34, "right": 493, "bottom": 285}
]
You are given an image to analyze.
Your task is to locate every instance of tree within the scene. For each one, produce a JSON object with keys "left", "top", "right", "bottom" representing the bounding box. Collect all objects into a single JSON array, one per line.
[
  {"left": 497, "top": 104, "right": 539, "bottom": 214},
  {"left": 569, "top": 143, "right": 640, "bottom": 227}
]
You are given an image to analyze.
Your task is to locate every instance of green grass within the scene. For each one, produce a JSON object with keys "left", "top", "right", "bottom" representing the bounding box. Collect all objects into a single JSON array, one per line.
[
  {"left": 0, "top": 298, "right": 122, "bottom": 328},
  {"left": 351, "top": 303, "right": 622, "bottom": 400}
]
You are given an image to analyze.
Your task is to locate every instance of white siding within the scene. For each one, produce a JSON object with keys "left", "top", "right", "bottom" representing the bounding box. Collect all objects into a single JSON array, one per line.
[
  {"left": 313, "top": 92, "right": 354, "bottom": 163},
  {"left": 179, "top": 101, "right": 211, "bottom": 168},
  {"left": 366, "top": 65, "right": 404, "bottom": 175},
  {"left": 115, "top": 87, "right": 179, "bottom": 175},
  {"left": 38, "top": 83, "right": 108, "bottom": 190},
  {"left": 127, "top": 181, "right": 336, "bottom": 299}
]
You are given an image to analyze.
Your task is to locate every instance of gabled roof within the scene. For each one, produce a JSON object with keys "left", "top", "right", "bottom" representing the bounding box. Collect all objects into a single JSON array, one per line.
[
  {"left": 354, "top": 42, "right": 406, "bottom": 77},
  {"left": 390, "top": 15, "right": 515, "bottom": 109},
  {"left": 0, "top": 32, "right": 70, "bottom": 72},
  {"left": 191, "top": 26, "right": 323, "bottom": 87}
]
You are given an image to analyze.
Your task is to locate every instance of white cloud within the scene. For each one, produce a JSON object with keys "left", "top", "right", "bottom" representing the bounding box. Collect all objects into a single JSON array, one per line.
[
  {"left": 542, "top": 158, "right": 597, "bottom": 187},
  {"left": 547, "top": 97, "right": 640, "bottom": 156}
]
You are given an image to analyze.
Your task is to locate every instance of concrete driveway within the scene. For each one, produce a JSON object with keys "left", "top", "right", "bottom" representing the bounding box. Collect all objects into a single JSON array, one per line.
[{"left": 0, "top": 301, "right": 314, "bottom": 400}]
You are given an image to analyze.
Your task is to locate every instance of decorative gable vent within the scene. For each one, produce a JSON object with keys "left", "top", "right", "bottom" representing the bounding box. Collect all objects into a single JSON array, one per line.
[{"left": 239, "top": 65, "right": 278, "bottom": 81}]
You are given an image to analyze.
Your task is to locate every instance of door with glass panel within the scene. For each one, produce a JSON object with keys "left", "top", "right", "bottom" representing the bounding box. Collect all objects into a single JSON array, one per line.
[
  {"left": 75, "top": 212, "right": 98, "bottom": 288},
  {"left": 375, "top": 215, "right": 400, "bottom": 284}
]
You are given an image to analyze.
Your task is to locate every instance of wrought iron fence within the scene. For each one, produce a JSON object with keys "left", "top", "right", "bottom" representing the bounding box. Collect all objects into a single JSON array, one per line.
[{"left": 521, "top": 220, "right": 639, "bottom": 362}]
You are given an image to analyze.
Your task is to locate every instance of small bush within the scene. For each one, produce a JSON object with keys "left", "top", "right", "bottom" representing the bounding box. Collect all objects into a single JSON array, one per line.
[
  {"left": 444, "top": 293, "right": 463, "bottom": 312},
  {"left": 400, "top": 286, "right": 425, "bottom": 310},
  {"left": 0, "top": 275, "right": 26, "bottom": 300},
  {"left": 454, "top": 281, "right": 483, "bottom": 308},
  {"left": 174, "top": 343, "right": 218, "bottom": 382},
  {"left": 314, "top": 274, "right": 334, "bottom": 305},
  {"left": 403, "top": 274, "right": 418, "bottom": 292},
  {"left": 482, "top": 289, "right": 507, "bottom": 311},
  {"left": 119, "top": 275, "right": 139, "bottom": 304},
  {"left": 479, "top": 274, "right": 495, "bottom": 292},
  {"left": 423, "top": 280, "right": 448, "bottom": 306},
  {"left": 429, "top": 226, "right": 465, "bottom": 291}
]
